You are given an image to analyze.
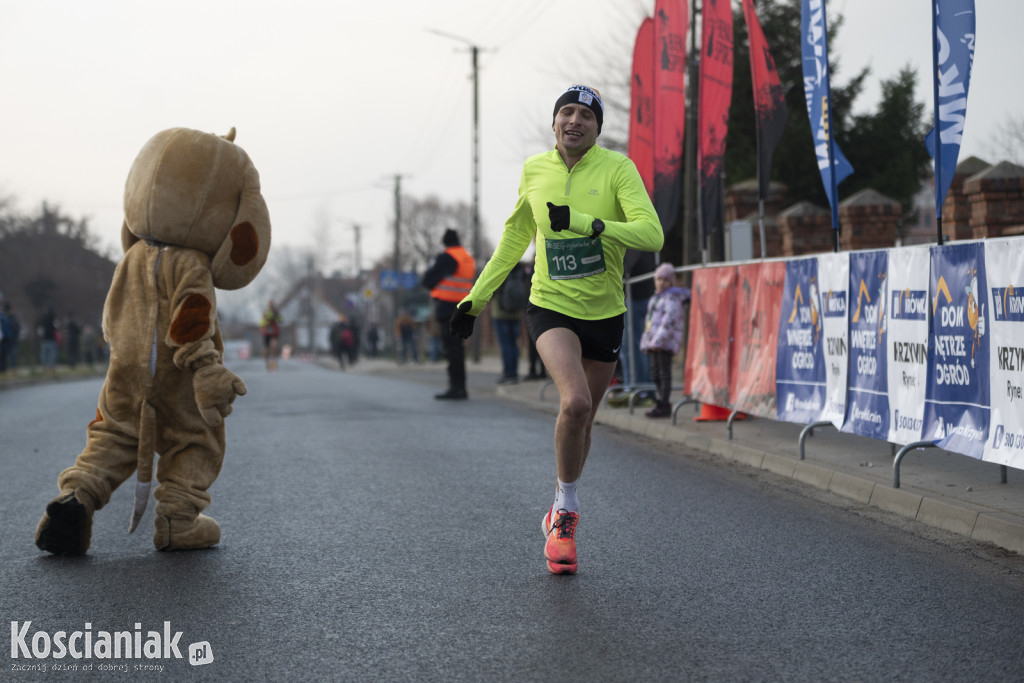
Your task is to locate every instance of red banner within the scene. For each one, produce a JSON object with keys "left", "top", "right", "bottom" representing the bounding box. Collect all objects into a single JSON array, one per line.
[
  {"left": 652, "top": 0, "right": 687, "bottom": 232},
  {"left": 698, "top": 0, "right": 734, "bottom": 247},
  {"left": 728, "top": 261, "right": 785, "bottom": 417},
  {"left": 629, "top": 17, "right": 655, "bottom": 197},
  {"left": 742, "top": 0, "right": 787, "bottom": 201},
  {"left": 684, "top": 266, "right": 736, "bottom": 406}
]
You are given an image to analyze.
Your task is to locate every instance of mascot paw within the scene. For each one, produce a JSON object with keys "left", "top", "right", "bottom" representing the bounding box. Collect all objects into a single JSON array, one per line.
[
  {"left": 35, "top": 491, "right": 96, "bottom": 556},
  {"left": 193, "top": 364, "right": 247, "bottom": 427},
  {"left": 154, "top": 514, "right": 220, "bottom": 551}
]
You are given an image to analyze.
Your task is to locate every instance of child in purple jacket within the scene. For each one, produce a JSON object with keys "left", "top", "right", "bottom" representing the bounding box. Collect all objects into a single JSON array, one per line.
[{"left": 639, "top": 263, "right": 691, "bottom": 418}]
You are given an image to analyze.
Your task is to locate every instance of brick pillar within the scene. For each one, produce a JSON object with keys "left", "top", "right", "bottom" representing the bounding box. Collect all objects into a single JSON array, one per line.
[
  {"left": 838, "top": 188, "right": 902, "bottom": 251},
  {"left": 725, "top": 179, "right": 787, "bottom": 224},
  {"left": 725, "top": 180, "right": 787, "bottom": 257},
  {"left": 941, "top": 156, "right": 991, "bottom": 241},
  {"left": 964, "top": 160, "right": 1024, "bottom": 239},
  {"left": 777, "top": 201, "right": 832, "bottom": 256}
]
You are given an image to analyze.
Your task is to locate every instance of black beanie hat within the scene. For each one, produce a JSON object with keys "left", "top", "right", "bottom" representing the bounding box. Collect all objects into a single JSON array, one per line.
[
  {"left": 442, "top": 228, "right": 460, "bottom": 246},
  {"left": 552, "top": 85, "right": 604, "bottom": 133}
]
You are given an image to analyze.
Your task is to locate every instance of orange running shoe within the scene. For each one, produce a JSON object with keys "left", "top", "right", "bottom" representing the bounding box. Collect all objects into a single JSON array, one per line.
[{"left": 542, "top": 507, "right": 579, "bottom": 574}]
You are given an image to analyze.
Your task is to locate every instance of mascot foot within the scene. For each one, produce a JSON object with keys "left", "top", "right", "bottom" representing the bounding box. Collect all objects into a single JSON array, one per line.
[
  {"left": 154, "top": 514, "right": 220, "bottom": 551},
  {"left": 35, "top": 491, "right": 95, "bottom": 556}
]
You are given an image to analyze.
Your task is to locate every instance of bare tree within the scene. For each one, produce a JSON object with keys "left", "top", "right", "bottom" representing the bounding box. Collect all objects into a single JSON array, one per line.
[
  {"left": 985, "top": 115, "right": 1024, "bottom": 166},
  {"left": 525, "top": 1, "right": 649, "bottom": 155},
  {"left": 398, "top": 194, "right": 481, "bottom": 273}
]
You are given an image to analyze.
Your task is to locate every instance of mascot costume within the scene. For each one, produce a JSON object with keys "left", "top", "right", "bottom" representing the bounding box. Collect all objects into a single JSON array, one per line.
[{"left": 35, "top": 127, "right": 271, "bottom": 554}]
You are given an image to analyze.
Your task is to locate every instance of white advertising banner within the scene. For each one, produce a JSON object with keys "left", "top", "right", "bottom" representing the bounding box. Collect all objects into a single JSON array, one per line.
[
  {"left": 886, "top": 246, "right": 931, "bottom": 446},
  {"left": 817, "top": 252, "right": 849, "bottom": 428},
  {"left": 983, "top": 238, "right": 1024, "bottom": 468}
]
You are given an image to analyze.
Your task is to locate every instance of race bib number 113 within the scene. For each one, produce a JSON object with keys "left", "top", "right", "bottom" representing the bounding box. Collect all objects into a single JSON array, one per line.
[{"left": 546, "top": 237, "right": 606, "bottom": 280}]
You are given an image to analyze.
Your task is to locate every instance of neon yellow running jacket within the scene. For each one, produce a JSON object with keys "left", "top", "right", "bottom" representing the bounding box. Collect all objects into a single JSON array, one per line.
[{"left": 462, "top": 144, "right": 664, "bottom": 320}]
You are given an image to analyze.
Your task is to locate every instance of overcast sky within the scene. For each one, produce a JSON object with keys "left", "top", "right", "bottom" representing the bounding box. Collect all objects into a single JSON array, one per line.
[{"left": 2, "top": 0, "right": 1020, "bottom": 273}]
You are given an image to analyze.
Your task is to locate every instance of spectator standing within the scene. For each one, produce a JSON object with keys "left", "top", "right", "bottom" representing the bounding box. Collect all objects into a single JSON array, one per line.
[
  {"left": 620, "top": 249, "right": 656, "bottom": 386},
  {"left": 366, "top": 325, "right": 380, "bottom": 358},
  {"left": 421, "top": 229, "right": 475, "bottom": 400},
  {"left": 331, "top": 315, "right": 355, "bottom": 369},
  {"left": 0, "top": 302, "right": 20, "bottom": 372},
  {"left": 65, "top": 313, "right": 82, "bottom": 368},
  {"left": 522, "top": 264, "right": 546, "bottom": 381},
  {"left": 639, "top": 263, "right": 691, "bottom": 418},
  {"left": 394, "top": 310, "right": 418, "bottom": 364},
  {"left": 37, "top": 306, "right": 58, "bottom": 371},
  {"left": 492, "top": 262, "right": 528, "bottom": 384}
]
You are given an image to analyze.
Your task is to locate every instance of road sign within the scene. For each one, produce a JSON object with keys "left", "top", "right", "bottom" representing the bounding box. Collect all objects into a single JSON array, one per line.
[
  {"left": 379, "top": 270, "right": 398, "bottom": 291},
  {"left": 399, "top": 271, "right": 419, "bottom": 290}
]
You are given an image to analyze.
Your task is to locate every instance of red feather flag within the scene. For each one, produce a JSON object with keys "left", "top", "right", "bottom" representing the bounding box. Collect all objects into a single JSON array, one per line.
[
  {"left": 652, "top": 0, "right": 688, "bottom": 233},
  {"left": 743, "top": 0, "right": 788, "bottom": 202},
  {"left": 629, "top": 16, "right": 655, "bottom": 197},
  {"left": 697, "top": 0, "right": 734, "bottom": 255}
]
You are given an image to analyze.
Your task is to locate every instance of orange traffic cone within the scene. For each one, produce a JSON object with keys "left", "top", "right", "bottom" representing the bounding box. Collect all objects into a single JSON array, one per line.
[{"left": 694, "top": 403, "right": 746, "bottom": 422}]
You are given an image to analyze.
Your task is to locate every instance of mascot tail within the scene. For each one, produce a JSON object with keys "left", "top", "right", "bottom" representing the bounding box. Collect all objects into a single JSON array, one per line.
[{"left": 129, "top": 401, "right": 157, "bottom": 533}]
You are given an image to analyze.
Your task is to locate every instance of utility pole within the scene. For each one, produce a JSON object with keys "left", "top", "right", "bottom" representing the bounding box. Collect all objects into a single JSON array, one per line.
[
  {"left": 352, "top": 222, "right": 362, "bottom": 277},
  {"left": 428, "top": 28, "right": 486, "bottom": 363},
  {"left": 427, "top": 29, "right": 484, "bottom": 265},
  {"left": 393, "top": 174, "right": 404, "bottom": 318}
]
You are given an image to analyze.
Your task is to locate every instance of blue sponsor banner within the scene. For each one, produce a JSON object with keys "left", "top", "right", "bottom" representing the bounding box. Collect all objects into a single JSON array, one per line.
[
  {"left": 800, "top": 0, "right": 853, "bottom": 212},
  {"left": 843, "top": 251, "right": 890, "bottom": 440},
  {"left": 926, "top": 0, "right": 976, "bottom": 215},
  {"left": 776, "top": 258, "right": 826, "bottom": 423},
  {"left": 923, "top": 242, "right": 989, "bottom": 457}
]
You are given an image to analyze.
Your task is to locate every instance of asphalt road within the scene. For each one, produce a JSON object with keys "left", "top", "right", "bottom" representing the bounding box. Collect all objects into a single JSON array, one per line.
[{"left": 3, "top": 358, "right": 1024, "bottom": 682}]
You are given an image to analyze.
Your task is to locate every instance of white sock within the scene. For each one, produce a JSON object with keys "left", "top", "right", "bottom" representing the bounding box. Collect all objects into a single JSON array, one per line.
[{"left": 553, "top": 479, "right": 579, "bottom": 514}]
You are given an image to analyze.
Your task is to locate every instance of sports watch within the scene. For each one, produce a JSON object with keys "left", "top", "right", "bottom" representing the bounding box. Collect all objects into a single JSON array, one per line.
[{"left": 590, "top": 218, "right": 605, "bottom": 240}]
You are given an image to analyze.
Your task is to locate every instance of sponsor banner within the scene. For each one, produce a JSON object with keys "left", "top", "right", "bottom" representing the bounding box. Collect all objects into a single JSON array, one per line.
[
  {"left": 629, "top": 17, "right": 655, "bottom": 197},
  {"left": 926, "top": 0, "right": 976, "bottom": 214},
  {"left": 729, "top": 261, "right": 785, "bottom": 418},
  {"left": 886, "top": 246, "right": 930, "bottom": 445},
  {"left": 684, "top": 265, "right": 735, "bottom": 406},
  {"left": 776, "top": 258, "right": 826, "bottom": 423},
  {"left": 983, "top": 238, "right": 1024, "bottom": 468},
  {"left": 800, "top": 0, "right": 853, "bottom": 211},
  {"left": 923, "top": 241, "right": 990, "bottom": 457},
  {"left": 843, "top": 250, "right": 890, "bottom": 440},
  {"left": 818, "top": 252, "right": 849, "bottom": 428}
]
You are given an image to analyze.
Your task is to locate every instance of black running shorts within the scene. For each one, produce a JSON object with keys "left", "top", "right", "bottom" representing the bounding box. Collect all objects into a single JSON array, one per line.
[{"left": 525, "top": 303, "right": 624, "bottom": 363}]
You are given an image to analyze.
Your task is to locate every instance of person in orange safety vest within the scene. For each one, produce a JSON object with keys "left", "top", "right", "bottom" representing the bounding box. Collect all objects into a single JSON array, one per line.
[{"left": 421, "top": 228, "right": 475, "bottom": 399}]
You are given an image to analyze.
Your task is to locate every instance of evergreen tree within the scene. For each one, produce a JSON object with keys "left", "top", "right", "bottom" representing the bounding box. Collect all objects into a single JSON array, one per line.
[
  {"left": 844, "top": 66, "right": 931, "bottom": 219},
  {"left": 725, "top": 0, "right": 868, "bottom": 208}
]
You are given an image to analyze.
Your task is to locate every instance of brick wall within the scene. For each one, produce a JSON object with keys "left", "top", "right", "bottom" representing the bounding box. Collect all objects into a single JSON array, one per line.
[{"left": 963, "top": 160, "right": 1024, "bottom": 239}]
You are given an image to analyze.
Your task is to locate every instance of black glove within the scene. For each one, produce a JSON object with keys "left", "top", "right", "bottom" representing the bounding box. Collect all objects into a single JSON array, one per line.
[
  {"left": 449, "top": 301, "right": 476, "bottom": 339},
  {"left": 547, "top": 202, "right": 570, "bottom": 232}
]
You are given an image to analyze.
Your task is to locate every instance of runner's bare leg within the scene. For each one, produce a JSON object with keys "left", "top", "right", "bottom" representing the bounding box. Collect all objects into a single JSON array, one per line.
[{"left": 536, "top": 328, "right": 617, "bottom": 483}]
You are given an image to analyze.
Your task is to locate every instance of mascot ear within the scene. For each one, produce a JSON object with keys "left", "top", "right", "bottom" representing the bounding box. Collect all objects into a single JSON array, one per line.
[
  {"left": 120, "top": 219, "right": 140, "bottom": 253},
  {"left": 210, "top": 156, "right": 271, "bottom": 290}
]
